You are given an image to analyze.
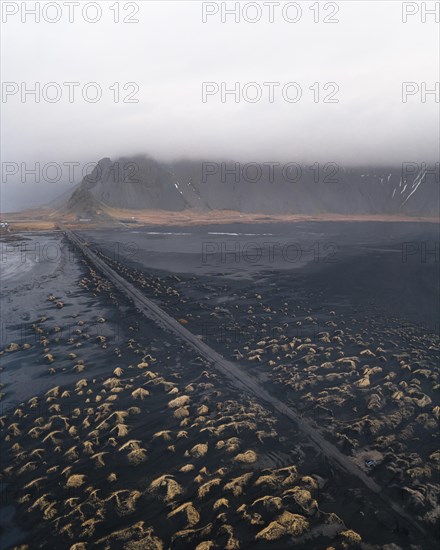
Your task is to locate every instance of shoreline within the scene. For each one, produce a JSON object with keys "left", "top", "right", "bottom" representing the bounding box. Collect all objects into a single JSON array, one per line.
[{"left": 1, "top": 210, "right": 439, "bottom": 233}]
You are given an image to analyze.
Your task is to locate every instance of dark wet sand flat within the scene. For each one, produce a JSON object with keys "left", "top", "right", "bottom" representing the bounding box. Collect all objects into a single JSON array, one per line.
[{"left": 0, "top": 221, "right": 438, "bottom": 549}]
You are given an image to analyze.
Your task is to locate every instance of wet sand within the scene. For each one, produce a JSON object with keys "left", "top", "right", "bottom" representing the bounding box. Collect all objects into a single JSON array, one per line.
[{"left": 0, "top": 221, "right": 438, "bottom": 549}]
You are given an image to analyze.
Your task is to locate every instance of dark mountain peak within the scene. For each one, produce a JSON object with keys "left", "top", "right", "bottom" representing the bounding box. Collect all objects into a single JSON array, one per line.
[{"left": 61, "top": 156, "right": 439, "bottom": 218}]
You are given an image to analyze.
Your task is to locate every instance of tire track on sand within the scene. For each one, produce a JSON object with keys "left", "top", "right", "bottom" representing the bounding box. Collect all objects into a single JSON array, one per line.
[{"left": 60, "top": 225, "right": 430, "bottom": 542}]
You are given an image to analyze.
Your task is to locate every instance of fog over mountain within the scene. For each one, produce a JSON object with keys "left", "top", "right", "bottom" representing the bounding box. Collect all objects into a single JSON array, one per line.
[
  {"left": 58, "top": 155, "right": 439, "bottom": 218},
  {"left": 1, "top": 1, "right": 438, "bottom": 212}
]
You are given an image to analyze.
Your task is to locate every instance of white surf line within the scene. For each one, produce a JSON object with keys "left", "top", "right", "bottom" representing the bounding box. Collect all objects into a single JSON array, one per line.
[
  {"left": 207, "top": 232, "right": 275, "bottom": 236},
  {"left": 143, "top": 232, "right": 193, "bottom": 236},
  {"left": 60, "top": 224, "right": 430, "bottom": 540}
]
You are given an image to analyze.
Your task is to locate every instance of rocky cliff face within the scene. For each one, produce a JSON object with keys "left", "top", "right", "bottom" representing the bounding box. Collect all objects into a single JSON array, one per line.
[
  {"left": 65, "top": 156, "right": 185, "bottom": 216},
  {"left": 63, "top": 156, "right": 439, "bottom": 217}
]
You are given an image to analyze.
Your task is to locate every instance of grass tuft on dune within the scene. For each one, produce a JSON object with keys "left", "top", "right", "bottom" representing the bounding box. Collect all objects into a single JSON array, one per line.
[{"left": 255, "top": 511, "right": 309, "bottom": 541}]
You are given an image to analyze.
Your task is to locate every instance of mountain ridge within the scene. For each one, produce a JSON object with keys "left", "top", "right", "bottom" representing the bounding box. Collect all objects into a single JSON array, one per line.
[{"left": 59, "top": 155, "right": 439, "bottom": 218}]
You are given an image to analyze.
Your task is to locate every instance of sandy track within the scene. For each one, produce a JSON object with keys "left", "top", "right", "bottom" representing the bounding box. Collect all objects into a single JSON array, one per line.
[{"left": 60, "top": 224, "right": 430, "bottom": 541}]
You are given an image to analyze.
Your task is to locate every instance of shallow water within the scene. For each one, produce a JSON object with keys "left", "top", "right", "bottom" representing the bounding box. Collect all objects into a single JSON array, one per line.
[
  {"left": 82, "top": 220, "right": 438, "bottom": 275},
  {"left": 81, "top": 220, "right": 439, "bottom": 329}
]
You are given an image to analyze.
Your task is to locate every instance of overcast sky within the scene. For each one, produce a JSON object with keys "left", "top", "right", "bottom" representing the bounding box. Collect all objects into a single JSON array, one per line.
[{"left": 1, "top": 1, "right": 439, "bottom": 210}]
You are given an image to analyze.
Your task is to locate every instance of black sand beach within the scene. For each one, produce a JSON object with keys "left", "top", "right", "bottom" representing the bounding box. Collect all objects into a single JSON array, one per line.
[{"left": 1, "top": 221, "right": 438, "bottom": 549}]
